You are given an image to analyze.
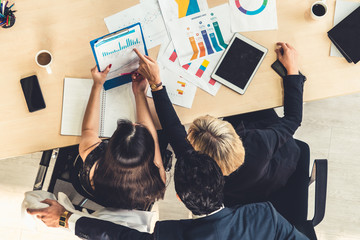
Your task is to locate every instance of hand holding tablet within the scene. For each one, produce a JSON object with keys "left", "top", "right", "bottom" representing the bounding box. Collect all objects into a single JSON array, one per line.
[{"left": 211, "top": 33, "right": 268, "bottom": 95}]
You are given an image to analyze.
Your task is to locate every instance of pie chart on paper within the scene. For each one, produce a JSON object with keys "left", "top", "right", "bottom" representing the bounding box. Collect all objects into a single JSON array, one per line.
[
  {"left": 235, "top": 0, "right": 268, "bottom": 15},
  {"left": 230, "top": 0, "right": 278, "bottom": 32}
]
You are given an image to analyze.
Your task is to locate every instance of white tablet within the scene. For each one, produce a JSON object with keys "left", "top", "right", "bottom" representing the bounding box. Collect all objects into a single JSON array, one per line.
[{"left": 211, "top": 33, "right": 268, "bottom": 95}]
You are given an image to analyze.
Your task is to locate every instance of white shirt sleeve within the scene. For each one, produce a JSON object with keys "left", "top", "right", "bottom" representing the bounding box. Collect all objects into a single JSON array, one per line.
[{"left": 68, "top": 213, "right": 82, "bottom": 233}]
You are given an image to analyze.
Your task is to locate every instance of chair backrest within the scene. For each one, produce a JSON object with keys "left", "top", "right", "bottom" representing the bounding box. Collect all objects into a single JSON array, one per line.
[
  {"left": 268, "top": 139, "right": 328, "bottom": 240},
  {"left": 269, "top": 139, "right": 310, "bottom": 225}
]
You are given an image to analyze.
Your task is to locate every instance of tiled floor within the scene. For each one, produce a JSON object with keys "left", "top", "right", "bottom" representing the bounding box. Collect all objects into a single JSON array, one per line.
[{"left": 1, "top": 93, "right": 360, "bottom": 239}]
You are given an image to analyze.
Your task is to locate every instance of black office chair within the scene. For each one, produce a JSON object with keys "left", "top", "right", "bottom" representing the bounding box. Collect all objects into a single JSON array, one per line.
[{"left": 269, "top": 139, "right": 328, "bottom": 240}]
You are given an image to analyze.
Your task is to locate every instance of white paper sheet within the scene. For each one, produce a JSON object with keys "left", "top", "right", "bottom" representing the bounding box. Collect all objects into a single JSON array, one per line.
[
  {"left": 61, "top": 78, "right": 135, "bottom": 137},
  {"left": 159, "top": 41, "right": 221, "bottom": 96},
  {"left": 147, "top": 65, "right": 197, "bottom": 109},
  {"left": 167, "top": 4, "right": 233, "bottom": 66},
  {"left": 330, "top": 0, "right": 360, "bottom": 57},
  {"left": 229, "top": 0, "right": 278, "bottom": 32},
  {"left": 104, "top": 1, "right": 167, "bottom": 49}
]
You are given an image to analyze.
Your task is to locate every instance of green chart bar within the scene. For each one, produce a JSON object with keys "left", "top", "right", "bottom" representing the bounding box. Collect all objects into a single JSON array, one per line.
[{"left": 212, "top": 21, "right": 227, "bottom": 49}]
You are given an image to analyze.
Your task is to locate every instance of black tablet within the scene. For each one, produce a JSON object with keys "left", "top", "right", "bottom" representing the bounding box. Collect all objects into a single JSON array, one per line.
[{"left": 211, "top": 33, "right": 268, "bottom": 94}]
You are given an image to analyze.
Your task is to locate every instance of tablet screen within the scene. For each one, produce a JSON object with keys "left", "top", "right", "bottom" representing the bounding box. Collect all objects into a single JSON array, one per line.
[{"left": 214, "top": 37, "right": 265, "bottom": 89}]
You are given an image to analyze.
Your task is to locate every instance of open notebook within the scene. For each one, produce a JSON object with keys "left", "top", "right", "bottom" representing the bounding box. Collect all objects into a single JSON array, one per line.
[{"left": 61, "top": 78, "right": 136, "bottom": 137}]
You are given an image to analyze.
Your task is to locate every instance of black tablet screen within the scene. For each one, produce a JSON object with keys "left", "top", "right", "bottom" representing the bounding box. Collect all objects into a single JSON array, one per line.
[{"left": 215, "top": 37, "right": 264, "bottom": 89}]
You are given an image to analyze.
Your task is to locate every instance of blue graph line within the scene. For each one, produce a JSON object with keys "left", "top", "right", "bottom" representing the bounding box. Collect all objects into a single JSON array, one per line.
[
  {"left": 201, "top": 30, "right": 214, "bottom": 55},
  {"left": 209, "top": 33, "right": 223, "bottom": 52}
]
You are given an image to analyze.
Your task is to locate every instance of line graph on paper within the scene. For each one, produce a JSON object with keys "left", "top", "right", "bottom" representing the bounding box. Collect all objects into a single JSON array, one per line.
[{"left": 105, "top": 1, "right": 167, "bottom": 49}]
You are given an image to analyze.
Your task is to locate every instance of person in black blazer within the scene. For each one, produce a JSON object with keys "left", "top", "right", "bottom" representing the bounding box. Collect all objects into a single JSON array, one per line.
[
  {"left": 27, "top": 149, "right": 308, "bottom": 239},
  {"left": 136, "top": 43, "right": 306, "bottom": 207}
]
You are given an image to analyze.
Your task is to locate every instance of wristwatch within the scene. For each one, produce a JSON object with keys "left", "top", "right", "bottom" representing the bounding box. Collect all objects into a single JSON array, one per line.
[
  {"left": 150, "top": 82, "right": 163, "bottom": 91},
  {"left": 59, "top": 210, "right": 70, "bottom": 228}
]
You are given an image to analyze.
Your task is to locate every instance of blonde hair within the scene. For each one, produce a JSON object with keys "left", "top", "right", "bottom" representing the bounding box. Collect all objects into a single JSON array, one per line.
[{"left": 187, "top": 116, "right": 245, "bottom": 176}]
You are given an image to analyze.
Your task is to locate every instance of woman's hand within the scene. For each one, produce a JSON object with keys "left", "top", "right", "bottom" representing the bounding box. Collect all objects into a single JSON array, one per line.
[
  {"left": 91, "top": 64, "right": 111, "bottom": 86},
  {"left": 26, "top": 199, "right": 67, "bottom": 228},
  {"left": 131, "top": 72, "right": 148, "bottom": 95},
  {"left": 275, "top": 42, "right": 299, "bottom": 75},
  {"left": 133, "top": 48, "right": 161, "bottom": 85}
]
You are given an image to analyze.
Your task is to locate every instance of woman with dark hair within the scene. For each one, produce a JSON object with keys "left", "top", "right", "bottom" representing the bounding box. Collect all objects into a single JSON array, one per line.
[{"left": 77, "top": 64, "right": 166, "bottom": 210}]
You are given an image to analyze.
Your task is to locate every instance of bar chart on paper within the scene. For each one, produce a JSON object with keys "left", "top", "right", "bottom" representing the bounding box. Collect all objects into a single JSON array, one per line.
[
  {"left": 168, "top": 4, "right": 232, "bottom": 66},
  {"left": 92, "top": 24, "right": 147, "bottom": 82},
  {"left": 147, "top": 67, "right": 197, "bottom": 109},
  {"left": 101, "top": 38, "right": 140, "bottom": 57},
  {"left": 159, "top": 43, "right": 222, "bottom": 96}
]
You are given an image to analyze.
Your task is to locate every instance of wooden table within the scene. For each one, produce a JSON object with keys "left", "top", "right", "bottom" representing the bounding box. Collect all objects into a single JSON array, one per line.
[{"left": 1, "top": 0, "right": 359, "bottom": 159}]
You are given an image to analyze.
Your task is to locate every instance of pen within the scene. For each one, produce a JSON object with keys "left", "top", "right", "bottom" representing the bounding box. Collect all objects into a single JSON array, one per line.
[
  {"left": 8, "top": 3, "right": 14, "bottom": 9},
  {"left": 0, "top": 12, "right": 4, "bottom": 18}
]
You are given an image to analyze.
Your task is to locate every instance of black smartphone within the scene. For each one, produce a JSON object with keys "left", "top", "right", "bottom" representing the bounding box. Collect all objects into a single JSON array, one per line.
[
  {"left": 271, "top": 59, "right": 306, "bottom": 80},
  {"left": 271, "top": 59, "right": 287, "bottom": 78},
  {"left": 20, "top": 75, "right": 46, "bottom": 112}
]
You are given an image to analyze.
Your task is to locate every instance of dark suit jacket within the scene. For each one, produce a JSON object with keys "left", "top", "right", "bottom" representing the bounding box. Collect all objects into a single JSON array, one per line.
[
  {"left": 152, "top": 75, "right": 306, "bottom": 206},
  {"left": 75, "top": 202, "right": 308, "bottom": 240}
]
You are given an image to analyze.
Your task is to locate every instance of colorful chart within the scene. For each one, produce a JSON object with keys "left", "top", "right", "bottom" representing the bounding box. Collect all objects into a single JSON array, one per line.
[
  {"left": 209, "top": 78, "right": 216, "bottom": 86},
  {"left": 168, "top": 4, "right": 232, "bottom": 65},
  {"left": 189, "top": 36, "right": 199, "bottom": 60},
  {"left": 200, "top": 28, "right": 214, "bottom": 55},
  {"left": 169, "top": 50, "right": 193, "bottom": 70},
  {"left": 209, "top": 32, "right": 223, "bottom": 52},
  {"left": 188, "top": 17, "right": 227, "bottom": 60},
  {"left": 176, "top": 0, "right": 201, "bottom": 17},
  {"left": 184, "top": 12, "right": 228, "bottom": 62},
  {"left": 177, "top": 81, "right": 186, "bottom": 87},
  {"left": 211, "top": 18, "right": 228, "bottom": 48},
  {"left": 229, "top": 0, "right": 277, "bottom": 32},
  {"left": 177, "top": 89, "right": 184, "bottom": 95},
  {"left": 158, "top": 42, "right": 222, "bottom": 96},
  {"left": 235, "top": 0, "right": 268, "bottom": 15},
  {"left": 169, "top": 50, "right": 178, "bottom": 62},
  {"left": 195, "top": 60, "right": 209, "bottom": 77},
  {"left": 182, "top": 63, "right": 191, "bottom": 70}
]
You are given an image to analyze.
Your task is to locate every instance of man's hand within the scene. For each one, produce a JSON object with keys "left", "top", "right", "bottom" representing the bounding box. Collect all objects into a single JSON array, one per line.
[
  {"left": 275, "top": 42, "right": 299, "bottom": 75},
  {"left": 91, "top": 64, "right": 111, "bottom": 86},
  {"left": 27, "top": 199, "right": 67, "bottom": 228},
  {"left": 133, "top": 48, "right": 161, "bottom": 85}
]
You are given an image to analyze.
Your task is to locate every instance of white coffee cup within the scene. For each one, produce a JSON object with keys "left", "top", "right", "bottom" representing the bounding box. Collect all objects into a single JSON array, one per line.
[
  {"left": 35, "top": 50, "right": 53, "bottom": 74},
  {"left": 311, "top": 0, "right": 328, "bottom": 20}
]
